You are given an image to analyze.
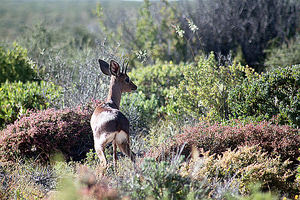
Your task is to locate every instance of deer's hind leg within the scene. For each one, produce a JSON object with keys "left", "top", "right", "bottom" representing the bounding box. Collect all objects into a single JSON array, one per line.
[
  {"left": 94, "top": 132, "right": 115, "bottom": 168},
  {"left": 116, "top": 131, "right": 136, "bottom": 163}
]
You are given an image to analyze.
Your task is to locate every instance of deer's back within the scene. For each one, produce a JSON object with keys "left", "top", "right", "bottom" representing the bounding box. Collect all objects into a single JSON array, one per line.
[{"left": 90, "top": 104, "right": 129, "bottom": 138}]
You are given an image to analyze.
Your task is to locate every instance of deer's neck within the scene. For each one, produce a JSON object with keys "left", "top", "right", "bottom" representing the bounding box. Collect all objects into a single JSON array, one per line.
[{"left": 106, "top": 77, "right": 122, "bottom": 109}]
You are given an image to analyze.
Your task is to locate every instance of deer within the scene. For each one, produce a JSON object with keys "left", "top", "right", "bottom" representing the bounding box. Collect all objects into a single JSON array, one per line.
[{"left": 90, "top": 59, "right": 137, "bottom": 168}]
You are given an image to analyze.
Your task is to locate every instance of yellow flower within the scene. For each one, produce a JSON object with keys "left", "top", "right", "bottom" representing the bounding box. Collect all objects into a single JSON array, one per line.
[{"left": 295, "top": 195, "right": 299, "bottom": 200}]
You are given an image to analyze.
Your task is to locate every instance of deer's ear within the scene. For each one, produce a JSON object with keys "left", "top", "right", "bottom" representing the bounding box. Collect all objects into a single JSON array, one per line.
[
  {"left": 110, "top": 60, "right": 120, "bottom": 77},
  {"left": 99, "top": 59, "right": 111, "bottom": 76}
]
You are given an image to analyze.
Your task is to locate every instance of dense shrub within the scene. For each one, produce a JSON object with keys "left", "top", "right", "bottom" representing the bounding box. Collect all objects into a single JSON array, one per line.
[
  {"left": 165, "top": 53, "right": 258, "bottom": 121},
  {"left": 121, "top": 157, "right": 247, "bottom": 199},
  {"left": 265, "top": 34, "right": 300, "bottom": 69},
  {"left": 0, "top": 104, "right": 96, "bottom": 163},
  {"left": 158, "top": 121, "right": 300, "bottom": 169},
  {"left": 121, "top": 92, "right": 159, "bottom": 131},
  {"left": 144, "top": 120, "right": 179, "bottom": 152},
  {"left": 129, "top": 61, "right": 184, "bottom": 121},
  {"left": 188, "top": 146, "right": 296, "bottom": 194},
  {"left": 228, "top": 65, "right": 300, "bottom": 126},
  {"left": 0, "top": 81, "right": 61, "bottom": 129},
  {"left": 0, "top": 43, "right": 36, "bottom": 83}
]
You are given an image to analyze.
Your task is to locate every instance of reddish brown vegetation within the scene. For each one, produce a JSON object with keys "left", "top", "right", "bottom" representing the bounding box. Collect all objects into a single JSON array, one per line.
[
  {"left": 0, "top": 103, "right": 100, "bottom": 163},
  {"left": 160, "top": 121, "right": 300, "bottom": 168}
]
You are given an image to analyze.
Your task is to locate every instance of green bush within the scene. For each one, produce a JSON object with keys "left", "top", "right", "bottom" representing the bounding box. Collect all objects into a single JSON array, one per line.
[
  {"left": 0, "top": 43, "right": 36, "bottom": 83},
  {"left": 132, "top": 0, "right": 185, "bottom": 63},
  {"left": 121, "top": 92, "right": 159, "bottom": 128},
  {"left": 165, "top": 53, "right": 258, "bottom": 121},
  {"left": 228, "top": 65, "right": 300, "bottom": 126},
  {"left": 0, "top": 81, "right": 61, "bottom": 128},
  {"left": 129, "top": 61, "right": 184, "bottom": 121},
  {"left": 265, "top": 34, "right": 300, "bottom": 69}
]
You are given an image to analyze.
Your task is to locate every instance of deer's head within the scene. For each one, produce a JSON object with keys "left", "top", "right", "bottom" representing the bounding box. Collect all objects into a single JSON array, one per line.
[{"left": 99, "top": 59, "right": 137, "bottom": 93}]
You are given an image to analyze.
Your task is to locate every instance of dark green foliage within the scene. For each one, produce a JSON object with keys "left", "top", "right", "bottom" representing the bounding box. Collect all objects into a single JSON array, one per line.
[
  {"left": 0, "top": 105, "right": 95, "bottom": 163},
  {"left": 265, "top": 34, "right": 300, "bottom": 69},
  {"left": 0, "top": 81, "right": 61, "bottom": 129},
  {"left": 228, "top": 65, "right": 300, "bottom": 126},
  {"left": 0, "top": 43, "right": 36, "bottom": 83}
]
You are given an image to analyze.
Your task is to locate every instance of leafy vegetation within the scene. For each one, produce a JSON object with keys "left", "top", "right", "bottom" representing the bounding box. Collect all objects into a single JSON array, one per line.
[
  {"left": 229, "top": 65, "right": 300, "bottom": 126},
  {"left": 0, "top": 81, "right": 60, "bottom": 129},
  {"left": 0, "top": 43, "right": 36, "bottom": 83},
  {"left": 129, "top": 61, "right": 184, "bottom": 122},
  {"left": 165, "top": 53, "right": 258, "bottom": 121}
]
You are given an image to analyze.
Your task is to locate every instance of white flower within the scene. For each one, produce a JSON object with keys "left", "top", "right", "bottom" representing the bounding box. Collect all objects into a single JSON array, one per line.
[
  {"left": 135, "top": 50, "right": 148, "bottom": 63},
  {"left": 174, "top": 25, "right": 185, "bottom": 38},
  {"left": 187, "top": 18, "right": 198, "bottom": 33}
]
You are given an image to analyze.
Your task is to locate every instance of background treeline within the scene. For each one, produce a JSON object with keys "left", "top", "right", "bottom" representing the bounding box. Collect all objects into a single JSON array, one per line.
[{"left": 0, "top": 0, "right": 300, "bottom": 199}]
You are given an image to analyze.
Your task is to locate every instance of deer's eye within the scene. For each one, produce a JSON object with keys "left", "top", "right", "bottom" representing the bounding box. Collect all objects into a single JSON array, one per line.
[{"left": 125, "top": 77, "right": 130, "bottom": 83}]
